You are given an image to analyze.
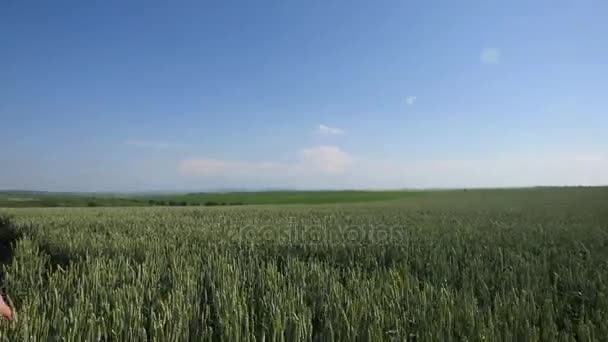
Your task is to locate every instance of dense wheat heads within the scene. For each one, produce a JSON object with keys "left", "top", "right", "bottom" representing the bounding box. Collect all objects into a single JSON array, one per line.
[{"left": 1, "top": 190, "right": 607, "bottom": 341}]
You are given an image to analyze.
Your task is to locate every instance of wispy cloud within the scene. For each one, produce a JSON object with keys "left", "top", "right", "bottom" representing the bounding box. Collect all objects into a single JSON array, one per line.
[
  {"left": 127, "top": 140, "right": 188, "bottom": 149},
  {"left": 405, "top": 96, "right": 417, "bottom": 106},
  {"left": 180, "top": 145, "right": 354, "bottom": 177},
  {"left": 299, "top": 145, "right": 353, "bottom": 173},
  {"left": 480, "top": 48, "right": 501, "bottom": 64},
  {"left": 179, "top": 148, "right": 608, "bottom": 189},
  {"left": 318, "top": 124, "right": 344, "bottom": 135}
]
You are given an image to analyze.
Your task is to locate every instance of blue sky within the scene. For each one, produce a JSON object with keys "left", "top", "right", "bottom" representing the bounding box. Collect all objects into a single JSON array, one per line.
[{"left": 1, "top": 0, "right": 607, "bottom": 191}]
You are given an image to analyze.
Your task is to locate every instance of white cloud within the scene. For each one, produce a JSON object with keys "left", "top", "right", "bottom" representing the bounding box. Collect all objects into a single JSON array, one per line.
[
  {"left": 9, "top": 150, "right": 606, "bottom": 192},
  {"left": 179, "top": 145, "right": 354, "bottom": 177},
  {"left": 179, "top": 148, "right": 608, "bottom": 189},
  {"left": 299, "top": 145, "right": 353, "bottom": 173},
  {"left": 127, "top": 140, "right": 188, "bottom": 149},
  {"left": 405, "top": 96, "right": 417, "bottom": 106},
  {"left": 318, "top": 124, "right": 344, "bottom": 135},
  {"left": 480, "top": 48, "right": 501, "bottom": 64}
]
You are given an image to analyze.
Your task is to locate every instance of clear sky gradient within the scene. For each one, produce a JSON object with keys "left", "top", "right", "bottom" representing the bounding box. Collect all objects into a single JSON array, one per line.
[{"left": 1, "top": 0, "right": 607, "bottom": 191}]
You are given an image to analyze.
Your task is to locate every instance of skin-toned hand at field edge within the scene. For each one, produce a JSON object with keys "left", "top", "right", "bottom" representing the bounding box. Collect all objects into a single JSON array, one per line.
[{"left": 0, "top": 295, "right": 11, "bottom": 321}]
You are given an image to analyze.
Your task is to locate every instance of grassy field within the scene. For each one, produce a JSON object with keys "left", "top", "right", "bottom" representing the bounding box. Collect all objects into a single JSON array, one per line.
[
  {"left": 1, "top": 187, "right": 608, "bottom": 340},
  {"left": 145, "top": 190, "right": 424, "bottom": 206},
  {"left": 0, "top": 190, "right": 422, "bottom": 208}
]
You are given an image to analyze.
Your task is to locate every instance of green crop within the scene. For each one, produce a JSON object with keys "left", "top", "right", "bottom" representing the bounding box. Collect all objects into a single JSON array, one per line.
[{"left": 1, "top": 188, "right": 607, "bottom": 341}]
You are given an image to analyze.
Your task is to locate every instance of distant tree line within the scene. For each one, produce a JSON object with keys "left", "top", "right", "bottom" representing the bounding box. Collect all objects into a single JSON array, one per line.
[{"left": 146, "top": 200, "right": 244, "bottom": 207}]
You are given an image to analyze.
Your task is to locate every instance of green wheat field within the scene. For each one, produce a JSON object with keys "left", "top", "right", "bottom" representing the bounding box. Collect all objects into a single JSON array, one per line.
[{"left": 1, "top": 187, "right": 607, "bottom": 341}]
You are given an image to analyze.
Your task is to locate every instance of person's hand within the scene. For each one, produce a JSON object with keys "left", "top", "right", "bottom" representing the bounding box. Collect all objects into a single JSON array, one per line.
[{"left": 0, "top": 294, "right": 11, "bottom": 321}]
